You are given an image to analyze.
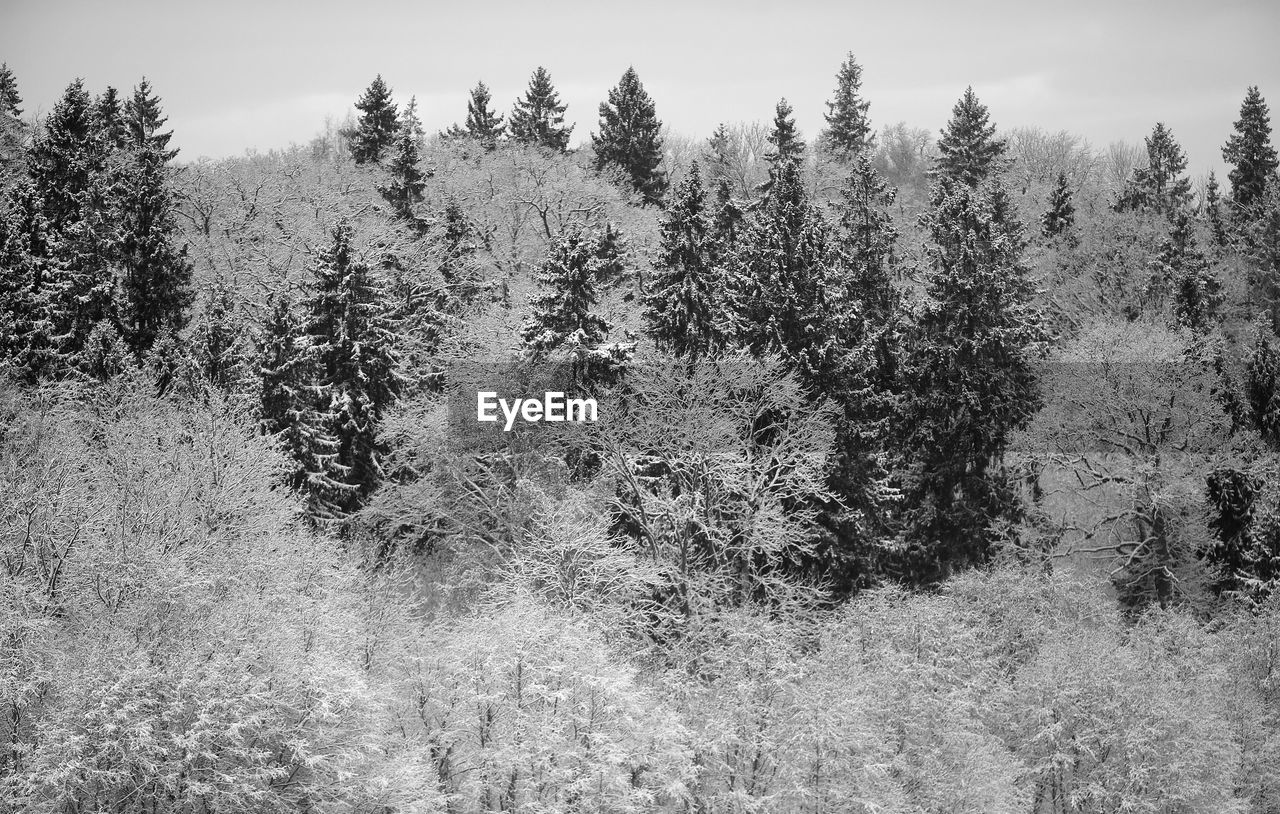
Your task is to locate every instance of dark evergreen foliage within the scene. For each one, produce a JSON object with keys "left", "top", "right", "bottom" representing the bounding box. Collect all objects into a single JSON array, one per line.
[
  {"left": 94, "top": 86, "right": 128, "bottom": 150},
  {"left": 1116, "top": 122, "right": 1193, "bottom": 215},
  {"left": 643, "top": 163, "right": 721, "bottom": 361},
  {"left": 761, "top": 98, "right": 805, "bottom": 192},
  {"left": 350, "top": 75, "right": 399, "bottom": 165},
  {"left": 1042, "top": 172, "right": 1075, "bottom": 237},
  {"left": 380, "top": 97, "right": 428, "bottom": 222},
  {"left": 1205, "top": 171, "right": 1228, "bottom": 246},
  {"left": 464, "top": 81, "right": 505, "bottom": 149},
  {"left": 123, "top": 78, "right": 177, "bottom": 159},
  {"left": 1222, "top": 86, "right": 1278, "bottom": 215},
  {"left": 509, "top": 67, "right": 572, "bottom": 152},
  {"left": 890, "top": 178, "right": 1049, "bottom": 586},
  {"left": 934, "top": 87, "right": 1007, "bottom": 187},
  {"left": 0, "top": 63, "right": 22, "bottom": 117},
  {"left": 258, "top": 294, "right": 315, "bottom": 491},
  {"left": 301, "top": 222, "right": 402, "bottom": 519},
  {"left": 592, "top": 66, "right": 667, "bottom": 206},
  {"left": 1153, "top": 210, "right": 1221, "bottom": 331},
  {"left": 822, "top": 52, "right": 873, "bottom": 158}
]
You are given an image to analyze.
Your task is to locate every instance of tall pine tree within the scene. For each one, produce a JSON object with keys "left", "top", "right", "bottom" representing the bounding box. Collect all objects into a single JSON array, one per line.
[
  {"left": 1154, "top": 209, "right": 1221, "bottom": 331},
  {"left": 643, "top": 162, "right": 721, "bottom": 361},
  {"left": 891, "top": 178, "right": 1049, "bottom": 586},
  {"left": 302, "top": 222, "right": 402, "bottom": 518},
  {"left": 350, "top": 75, "right": 399, "bottom": 165},
  {"left": 380, "top": 97, "right": 428, "bottom": 222},
  {"left": 1223, "top": 86, "right": 1278, "bottom": 215},
  {"left": 822, "top": 52, "right": 874, "bottom": 158},
  {"left": 1117, "top": 122, "right": 1193, "bottom": 215},
  {"left": 760, "top": 99, "right": 805, "bottom": 195},
  {"left": 258, "top": 294, "right": 316, "bottom": 492},
  {"left": 592, "top": 66, "right": 667, "bottom": 206},
  {"left": 123, "top": 78, "right": 177, "bottom": 159},
  {"left": 509, "top": 67, "right": 572, "bottom": 152},
  {"left": 934, "top": 86, "right": 1007, "bottom": 187},
  {"left": 464, "top": 81, "right": 505, "bottom": 149},
  {"left": 1042, "top": 172, "right": 1075, "bottom": 237}
]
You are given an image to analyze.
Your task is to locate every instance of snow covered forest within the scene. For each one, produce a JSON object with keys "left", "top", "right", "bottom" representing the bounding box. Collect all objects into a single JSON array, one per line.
[{"left": 2, "top": 51, "right": 1280, "bottom": 813}]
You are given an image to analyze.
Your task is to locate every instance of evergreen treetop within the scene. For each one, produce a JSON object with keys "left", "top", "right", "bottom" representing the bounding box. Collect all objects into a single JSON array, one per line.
[
  {"left": 934, "top": 86, "right": 1007, "bottom": 187},
  {"left": 380, "top": 97, "right": 428, "bottom": 222},
  {"left": 592, "top": 66, "right": 667, "bottom": 206},
  {"left": 464, "top": 81, "right": 505, "bottom": 149},
  {"left": 509, "top": 67, "right": 573, "bottom": 152},
  {"left": 1042, "top": 172, "right": 1075, "bottom": 237},
  {"left": 823, "top": 52, "right": 874, "bottom": 158},
  {"left": 1223, "top": 86, "right": 1278, "bottom": 213},
  {"left": 643, "top": 162, "right": 721, "bottom": 361},
  {"left": 0, "top": 63, "right": 22, "bottom": 117},
  {"left": 351, "top": 74, "right": 399, "bottom": 165},
  {"left": 765, "top": 98, "right": 805, "bottom": 173},
  {"left": 1117, "top": 122, "right": 1192, "bottom": 215},
  {"left": 94, "top": 86, "right": 128, "bottom": 150},
  {"left": 124, "top": 78, "right": 177, "bottom": 160}
]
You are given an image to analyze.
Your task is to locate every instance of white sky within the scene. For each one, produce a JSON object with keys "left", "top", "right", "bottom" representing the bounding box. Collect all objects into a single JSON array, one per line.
[{"left": 3, "top": 0, "right": 1278, "bottom": 179}]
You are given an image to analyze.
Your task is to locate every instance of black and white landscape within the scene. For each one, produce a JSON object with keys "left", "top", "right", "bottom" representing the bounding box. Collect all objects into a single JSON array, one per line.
[{"left": 2, "top": 2, "right": 1280, "bottom": 811}]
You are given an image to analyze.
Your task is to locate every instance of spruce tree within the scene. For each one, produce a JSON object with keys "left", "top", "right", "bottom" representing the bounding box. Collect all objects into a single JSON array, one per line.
[
  {"left": 704, "top": 122, "right": 734, "bottom": 190},
  {"left": 1223, "top": 86, "right": 1278, "bottom": 215},
  {"left": 509, "top": 67, "right": 572, "bottom": 152},
  {"left": 258, "top": 294, "right": 315, "bottom": 492},
  {"left": 1154, "top": 209, "right": 1221, "bottom": 331},
  {"left": 0, "top": 64, "right": 20, "bottom": 117},
  {"left": 520, "top": 226, "right": 633, "bottom": 387},
  {"left": 761, "top": 98, "right": 805, "bottom": 192},
  {"left": 592, "top": 66, "right": 667, "bottom": 206},
  {"left": 380, "top": 97, "right": 428, "bottom": 222},
  {"left": 1041, "top": 172, "right": 1075, "bottom": 237},
  {"left": 350, "top": 75, "right": 399, "bottom": 165},
  {"left": 1116, "top": 122, "right": 1193, "bottom": 215},
  {"left": 114, "top": 140, "right": 193, "bottom": 357},
  {"left": 464, "top": 81, "right": 505, "bottom": 149},
  {"left": 123, "top": 78, "right": 177, "bottom": 159},
  {"left": 934, "top": 86, "right": 1007, "bottom": 187},
  {"left": 643, "top": 162, "right": 721, "bottom": 361},
  {"left": 27, "top": 79, "right": 103, "bottom": 230},
  {"left": 833, "top": 154, "right": 899, "bottom": 317},
  {"left": 1205, "top": 171, "right": 1228, "bottom": 246},
  {"left": 892, "top": 178, "right": 1049, "bottom": 586},
  {"left": 822, "top": 52, "right": 874, "bottom": 158},
  {"left": 0, "top": 64, "right": 23, "bottom": 179},
  {"left": 302, "top": 222, "right": 402, "bottom": 518},
  {"left": 94, "top": 86, "right": 128, "bottom": 150},
  {"left": 710, "top": 179, "right": 744, "bottom": 256}
]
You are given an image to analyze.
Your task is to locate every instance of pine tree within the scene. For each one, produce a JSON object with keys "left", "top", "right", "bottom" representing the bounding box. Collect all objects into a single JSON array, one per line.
[
  {"left": 258, "top": 294, "right": 315, "bottom": 491},
  {"left": 520, "top": 226, "right": 632, "bottom": 387},
  {"left": 833, "top": 154, "right": 898, "bottom": 317},
  {"left": 822, "top": 52, "right": 874, "bottom": 158},
  {"left": 115, "top": 142, "right": 193, "bottom": 357},
  {"left": 192, "top": 281, "right": 248, "bottom": 389},
  {"left": 380, "top": 97, "right": 428, "bottom": 222},
  {"left": 1205, "top": 171, "right": 1228, "bottom": 246},
  {"left": 710, "top": 179, "right": 743, "bottom": 256},
  {"left": 350, "top": 75, "right": 399, "bottom": 165},
  {"left": 592, "top": 66, "right": 667, "bottom": 206},
  {"left": 94, "top": 86, "right": 128, "bottom": 150},
  {"left": 1223, "top": 86, "right": 1278, "bottom": 215},
  {"left": 439, "top": 197, "right": 481, "bottom": 300},
  {"left": 0, "top": 63, "right": 23, "bottom": 180},
  {"left": 761, "top": 98, "right": 805, "bottom": 193},
  {"left": 643, "top": 162, "right": 721, "bottom": 361},
  {"left": 891, "top": 178, "right": 1049, "bottom": 586},
  {"left": 509, "top": 67, "right": 572, "bottom": 152},
  {"left": 0, "top": 185, "right": 55, "bottom": 378},
  {"left": 464, "top": 81, "right": 505, "bottom": 149},
  {"left": 0, "top": 63, "right": 21, "bottom": 117},
  {"left": 302, "top": 223, "right": 402, "bottom": 518},
  {"left": 123, "top": 78, "right": 176, "bottom": 159},
  {"left": 729, "top": 161, "right": 850, "bottom": 392},
  {"left": 1154, "top": 209, "right": 1221, "bottom": 331},
  {"left": 704, "top": 122, "right": 734, "bottom": 190},
  {"left": 1116, "top": 122, "right": 1193, "bottom": 215},
  {"left": 934, "top": 86, "right": 1008, "bottom": 187},
  {"left": 1041, "top": 172, "right": 1075, "bottom": 237},
  {"left": 27, "top": 79, "right": 103, "bottom": 230}
]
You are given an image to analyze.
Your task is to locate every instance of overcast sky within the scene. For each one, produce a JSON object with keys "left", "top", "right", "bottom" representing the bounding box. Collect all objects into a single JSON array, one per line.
[{"left": 3, "top": 0, "right": 1278, "bottom": 179}]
